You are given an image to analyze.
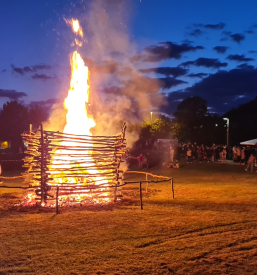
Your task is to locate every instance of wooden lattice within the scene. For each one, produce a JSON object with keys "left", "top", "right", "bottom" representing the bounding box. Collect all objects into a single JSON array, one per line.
[{"left": 22, "top": 123, "right": 126, "bottom": 206}]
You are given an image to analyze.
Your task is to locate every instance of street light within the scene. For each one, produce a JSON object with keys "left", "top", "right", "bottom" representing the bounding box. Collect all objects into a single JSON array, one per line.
[{"left": 223, "top": 118, "right": 229, "bottom": 146}]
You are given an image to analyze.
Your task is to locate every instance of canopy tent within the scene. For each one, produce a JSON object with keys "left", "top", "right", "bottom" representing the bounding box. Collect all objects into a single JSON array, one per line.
[{"left": 240, "top": 139, "right": 257, "bottom": 146}]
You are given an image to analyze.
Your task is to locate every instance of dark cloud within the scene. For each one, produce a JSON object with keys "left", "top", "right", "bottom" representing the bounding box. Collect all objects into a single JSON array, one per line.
[
  {"left": 195, "top": 22, "right": 226, "bottom": 30},
  {"left": 249, "top": 50, "right": 257, "bottom": 54},
  {"left": 31, "top": 74, "right": 56, "bottom": 81},
  {"left": 246, "top": 30, "right": 254, "bottom": 34},
  {"left": 237, "top": 63, "right": 255, "bottom": 70},
  {"left": 163, "top": 67, "right": 257, "bottom": 115},
  {"left": 1, "top": 69, "right": 6, "bottom": 73},
  {"left": 189, "top": 29, "right": 202, "bottom": 37},
  {"left": 158, "top": 77, "right": 187, "bottom": 90},
  {"left": 0, "top": 89, "right": 27, "bottom": 100},
  {"left": 30, "top": 98, "right": 58, "bottom": 107},
  {"left": 187, "top": 73, "right": 208, "bottom": 78},
  {"left": 231, "top": 33, "right": 245, "bottom": 43},
  {"left": 222, "top": 32, "right": 245, "bottom": 43},
  {"left": 131, "top": 42, "right": 204, "bottom": 62},
  {"left": 11, "top": 64, "right": 52, "bottom": 75},
  {"left": 213, "top": 46, "right": 228, "bottom": 54},
  {"left": 139, "top": 67, "right": 188, "bottom": 78},
  {"left": 180, "top": 57, "right": 227, "bottom": 68},
  {"left": 226, "top": 54, "right": 254, "bottom": 62}
]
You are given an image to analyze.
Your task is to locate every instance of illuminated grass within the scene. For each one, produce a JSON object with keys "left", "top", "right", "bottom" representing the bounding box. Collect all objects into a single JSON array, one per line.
[{"left": 0, "top": 162, "right": 257, "bottom": 274}]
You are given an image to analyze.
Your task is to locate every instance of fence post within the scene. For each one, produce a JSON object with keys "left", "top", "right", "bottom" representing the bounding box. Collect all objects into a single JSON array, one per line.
[
  {"left": 171, "top": 178, "right": 174, "bottom": 199},
  {"left": 56, "top": 186, "right": 59, "bottom": 214},
  {"left": 146, "top": 174, "right": 149, "bottom": 193},
  {"left": 114, "top": 187, "right": 117, "bottom": 202},
  {"left": 40, "top": 124, "right": 45, "bottom": 205},
  {"left": 139, "top": 182, "right": 143, "bottom": 210}
]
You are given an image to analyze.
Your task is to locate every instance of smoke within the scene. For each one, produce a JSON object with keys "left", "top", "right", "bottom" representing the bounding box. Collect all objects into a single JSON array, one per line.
[{"left": 45, "top": 0, "right": 163, "bottom": 147}]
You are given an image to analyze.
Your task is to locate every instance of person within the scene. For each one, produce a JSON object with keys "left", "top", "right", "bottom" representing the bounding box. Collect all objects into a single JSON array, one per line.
[
  {"left": 137, "top": 154, "right": 143, "bottom": 169},
  {"left": 170, "top": 147, "right": 174, "bottom": 163},
  {"left": 237, "top": 147, "right": 241, "bottom": 164},
  {"left": 245, "top": 154, "right": 256, "bottom": 172},
  {"left": 197, "top": 148, "right": 202, "bottom": 163},
  {"left": 142, "top": 155, "right": 148, "bottom": 170},
  {"left": 222, "top": 147, "right": 227, "bottom": 162},
  {"left": 241, "top": 148, "right": 245, "bottom": 165},
  {"left": 232, "top": 146, "right": 237, "bottom": 162},
  {"left": 187, "top": 148, "right": 192, "bottom": 163}
]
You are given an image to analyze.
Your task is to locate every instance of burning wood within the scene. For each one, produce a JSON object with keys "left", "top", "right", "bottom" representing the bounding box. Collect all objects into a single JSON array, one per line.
[
  {"left": 22, "top": 123, "right": 126, "bottom": 207},
  {"left": 21, "top": 19, "right": 127, "bottom": 207}
]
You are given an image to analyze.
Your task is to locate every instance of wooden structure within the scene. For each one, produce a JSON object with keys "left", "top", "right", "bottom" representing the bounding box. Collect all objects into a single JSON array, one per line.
[{"left": 22, "top": 123, "right": 126, "bottom": 207}]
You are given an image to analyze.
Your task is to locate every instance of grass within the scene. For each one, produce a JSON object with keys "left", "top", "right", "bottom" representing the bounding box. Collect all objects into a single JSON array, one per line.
[{"left": 0, "top": 162, "right": 257, "bottom": 274}]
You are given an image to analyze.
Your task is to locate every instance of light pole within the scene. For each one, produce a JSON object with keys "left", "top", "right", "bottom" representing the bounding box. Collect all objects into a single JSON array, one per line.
[
  {"left": 150, "top": 112, "right": 153, "bottom": 123},
  {"left": 223, "top": 118, "right": 229, "bottom": 147}
]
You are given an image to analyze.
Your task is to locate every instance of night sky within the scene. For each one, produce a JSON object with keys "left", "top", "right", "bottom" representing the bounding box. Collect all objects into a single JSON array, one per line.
[{"left": 1, "top": 0, "right": 257, "bottom": 116}]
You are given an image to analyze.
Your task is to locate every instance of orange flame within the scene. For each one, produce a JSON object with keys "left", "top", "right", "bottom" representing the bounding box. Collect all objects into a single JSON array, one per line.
[{"left": 64, "top": 18, "right": 83, "bottom": 37}]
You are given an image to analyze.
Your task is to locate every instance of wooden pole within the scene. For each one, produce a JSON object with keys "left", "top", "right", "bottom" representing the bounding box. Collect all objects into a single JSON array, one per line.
[
  {"left": 114, "top": 187, "right": 117, "bottom": 202},
  {"left": 40, "top": 124, "right": 45, "bottom": 204},
  {"left": 139, "top": 182, "right": 143, "bottom": 210},
  {"left": 146, "top": 174, "right": 148, "bottom": 193},
  {"left": 171, "top": 178, "right": 174, "bottom": 199},
  {"left": 56, "top": 186, "right": 59, "bottom": 214}
]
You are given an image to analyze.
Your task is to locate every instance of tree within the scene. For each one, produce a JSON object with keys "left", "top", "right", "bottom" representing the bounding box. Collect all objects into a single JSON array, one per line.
[
  {"left": 141, "top": 115, "right": 173, "bottom": 139},
  {"left": 0, "top": 101, "right": 29, "bottom": 151}
]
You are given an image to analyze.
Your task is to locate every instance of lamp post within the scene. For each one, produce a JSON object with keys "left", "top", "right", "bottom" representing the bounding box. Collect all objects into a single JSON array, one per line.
[
  {"left": 223, "top": 118, "right": 229, "bottom": 147},
  {"left": 150, "top": 112, "right": 153, "bottom": 123}
]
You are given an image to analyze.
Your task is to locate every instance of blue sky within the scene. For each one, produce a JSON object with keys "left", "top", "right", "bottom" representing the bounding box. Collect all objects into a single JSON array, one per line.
[{"left": 1, "top": 0, "right": 257, "bottom": 115}]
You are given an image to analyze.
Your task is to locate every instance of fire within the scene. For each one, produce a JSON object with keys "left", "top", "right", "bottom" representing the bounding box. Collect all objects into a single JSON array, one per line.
[
  {"left": 47, "top": 19, "right": 109, "bottom": 205},
  {"left": 64, "top": 18, "right": 83, "bottom": 37}
]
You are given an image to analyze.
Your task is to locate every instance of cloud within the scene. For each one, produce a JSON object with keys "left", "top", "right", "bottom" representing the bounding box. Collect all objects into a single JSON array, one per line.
[
  {"left": 180, "top": 57, "right": 227, "bottom": 68},
  {"left": 236, "top": 63, "right": 255, "bottom": 70},
  {"left": 1, "top": 69, "right": 6, "bottom": 73},
  {"left": 0, "top": 89, "right": 27, "bottom": 100},
  {"left": 226, "top": 54, "right": 254, "bottom": 62},
  {"left": 195, "top": 22, "right": 226, "bottom": 30},
  {"left": 163, "top": 66, "right": 257, "bottom": 115},
  {"left": 158, "top": 77, "right": 187, "bottom": 90},
  {"left": 30, "top": 98, "right": 58, "bottom": 107},
  {"left": 189, "top": 29, "right": 202, "bottom": 37},
  {"left": 213, "top": 46, "right": 228, "bottom": 54},
  {"left": 187, "top": 73, "right": 208, "bottom": 78},
  {"left": 249, "top": 50, "right": 257, "bottom": 54},
  {"left": 131, "top": 42, "right": 204, "bottom": 62},
  {"left": 222, "top": 32, "right": 245, "bottom": 43},
  {"left": 31, "top": 74, "right": 56, "bottom": 81},
  {"left": 139, "top": 67, "right": 188, "bottom": 77},
  {"left": 11, "top": 64, "right": 52, "bottom": 75}
]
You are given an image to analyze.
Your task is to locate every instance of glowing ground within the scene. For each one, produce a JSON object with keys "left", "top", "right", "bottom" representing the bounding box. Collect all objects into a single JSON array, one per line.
[{"left": 0, "top": 162, "right": 257, "bottom": 274}]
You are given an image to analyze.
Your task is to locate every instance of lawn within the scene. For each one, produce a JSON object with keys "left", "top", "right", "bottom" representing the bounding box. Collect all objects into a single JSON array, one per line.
[{"left": 0, "top": 162, "right": 257, "bottom": 274}]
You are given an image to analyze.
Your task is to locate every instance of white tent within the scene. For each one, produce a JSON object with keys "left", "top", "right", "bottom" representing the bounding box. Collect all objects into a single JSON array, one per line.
[{"left": 240, "top": 138, "right": 257, "bottom": 145}]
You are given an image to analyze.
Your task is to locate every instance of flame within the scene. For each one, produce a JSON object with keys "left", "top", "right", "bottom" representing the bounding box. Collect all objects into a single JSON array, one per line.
[{"left": 64, "top": 18, "right": 83, "bottom": 37}]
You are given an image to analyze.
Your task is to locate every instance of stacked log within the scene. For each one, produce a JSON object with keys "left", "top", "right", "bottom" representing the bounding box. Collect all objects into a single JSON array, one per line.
[{"left": 22, "top": 123, "right": 126, "bottom": 207}]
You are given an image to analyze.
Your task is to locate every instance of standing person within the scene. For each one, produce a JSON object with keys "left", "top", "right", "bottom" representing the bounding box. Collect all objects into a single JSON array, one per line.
[
  {"left": 232, "top": 146, "right": 237, "bottom": 162},
  {"left": 137, "top": 154, "right": 143, "bottom": 169},
  {"left": 241, "top": 148, "right": 245, "bottom": 165},
  {"left": 222, "top": 147, "right": 227, "bottom": 162},
  {"left": 197, "top": 148, "right": 202, "bottom": 163},
  {"left": 237, "top": 147, "right": 241, "bottom": 164},
  {"left": 187, "top": 148, "right": 192, "bottom": 163},
  {"left": 245, "top": 154, "right": 256, "bottom": 172},
  {"left": 170, "top": 147, "right": 174, "bottom": 163}
]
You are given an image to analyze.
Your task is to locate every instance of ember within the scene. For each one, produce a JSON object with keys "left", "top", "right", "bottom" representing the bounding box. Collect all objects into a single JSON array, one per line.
[{"left": 21, "top": 19, "right": 127, "bottom": 207}]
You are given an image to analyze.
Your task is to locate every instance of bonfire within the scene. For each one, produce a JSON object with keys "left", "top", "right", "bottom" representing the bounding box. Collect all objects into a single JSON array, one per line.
[{"left": 22, "top": 19, "right": 126, "bottom": 207}]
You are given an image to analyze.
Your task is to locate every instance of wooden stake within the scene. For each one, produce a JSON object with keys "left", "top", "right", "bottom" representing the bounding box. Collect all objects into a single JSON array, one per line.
[
  {"left": 56, "top": 186, "right": 59, "bottom": 214},
  {"left": 139, "top": 182, "right": 143, "bottom": 210},
  {"left": 171, "top": 178, "right": 174, "bottom": 199},
  {"left": 40, "top": 124, "right": 45, "bottom": 204}
]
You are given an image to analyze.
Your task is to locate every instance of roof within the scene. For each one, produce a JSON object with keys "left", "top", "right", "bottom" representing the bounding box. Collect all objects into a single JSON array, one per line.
[{"left": 240, "top": 139, "right": 257, "bottom": 145}]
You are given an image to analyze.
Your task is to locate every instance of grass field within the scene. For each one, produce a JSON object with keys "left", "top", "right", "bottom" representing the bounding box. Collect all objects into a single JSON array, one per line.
[{"left": 0, "top": 162, "right": 257, "bottom": 274}]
